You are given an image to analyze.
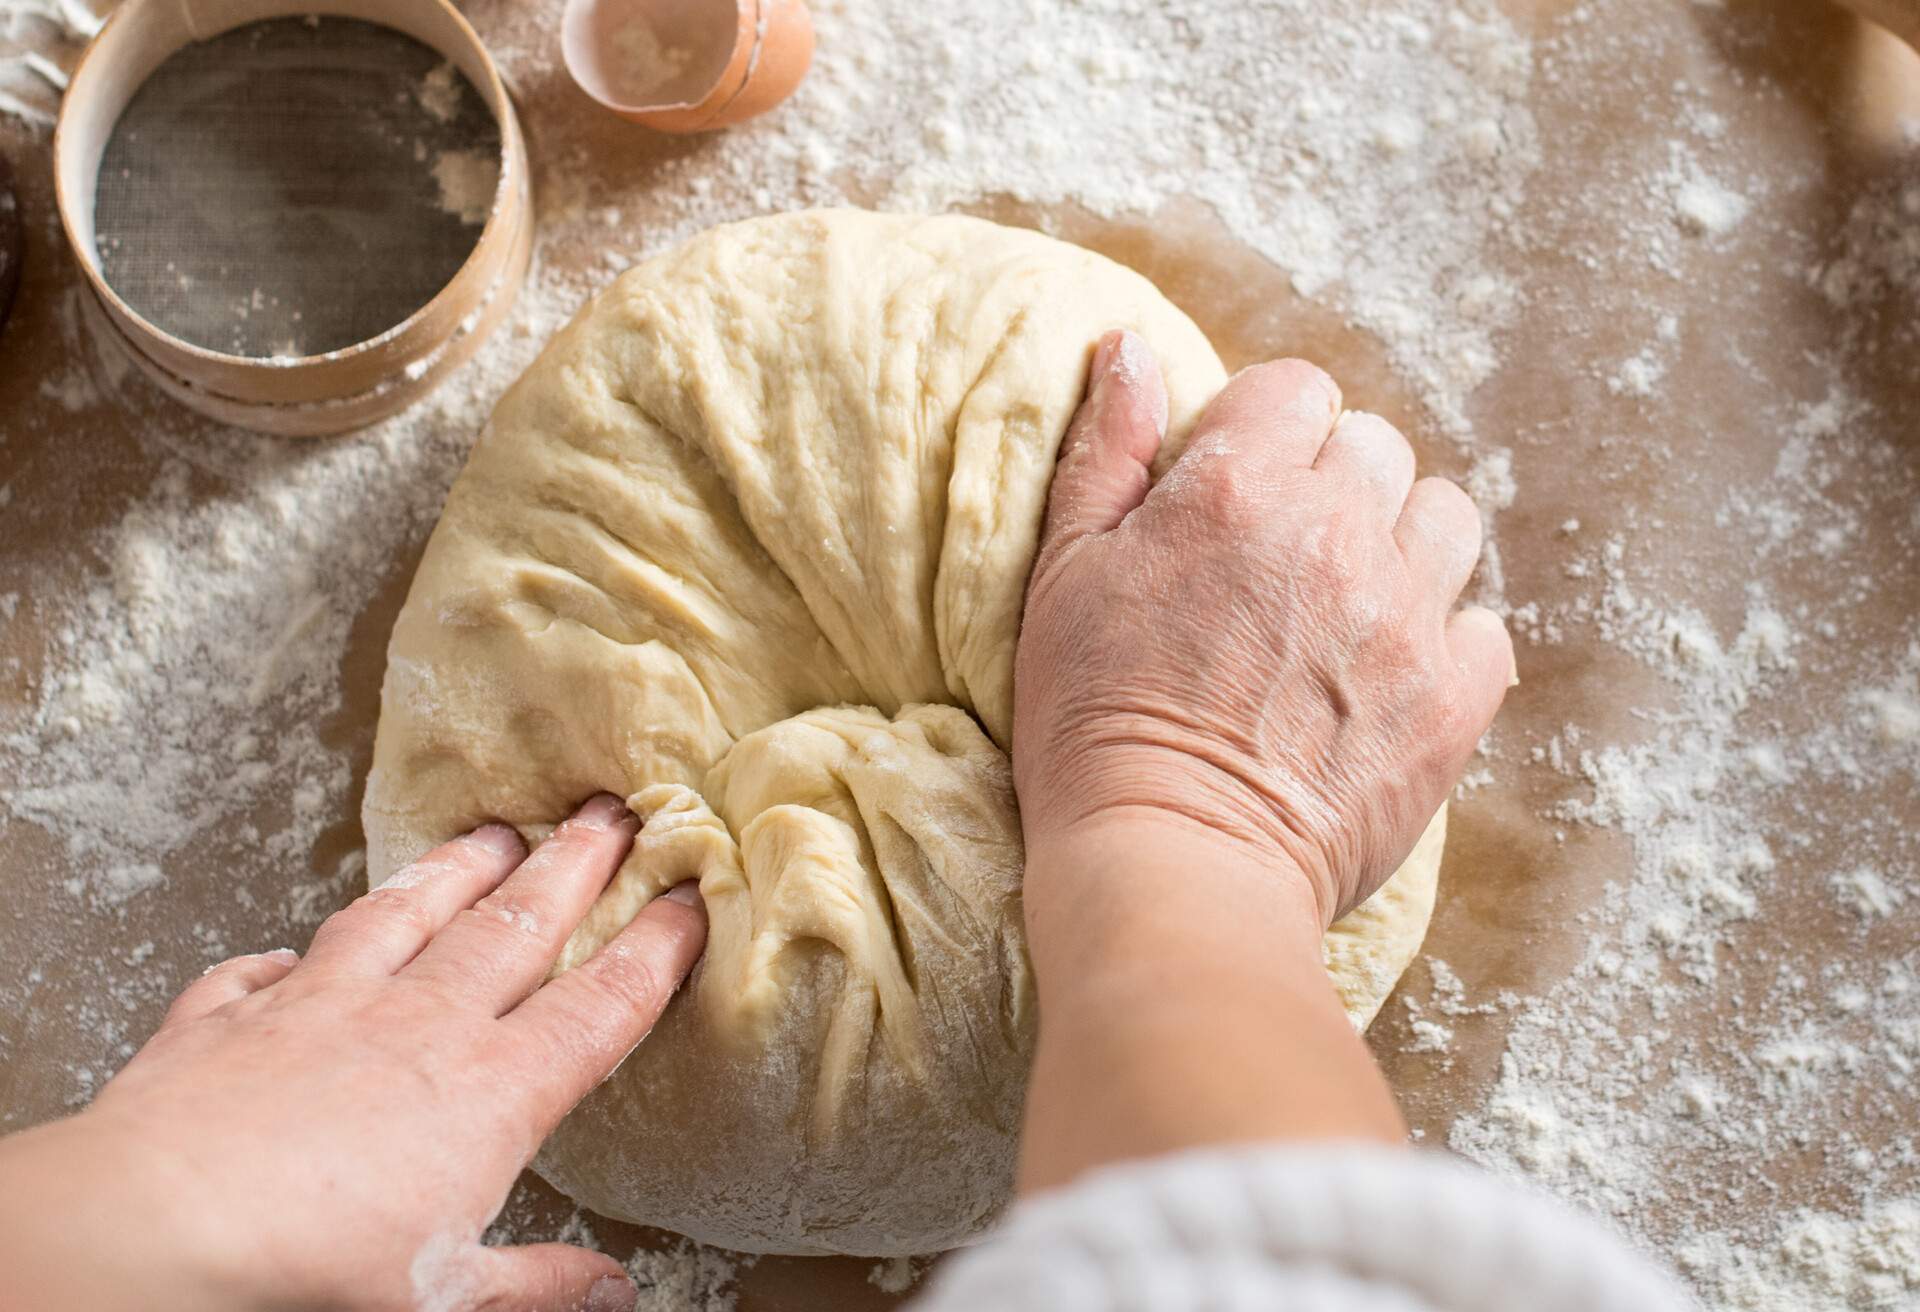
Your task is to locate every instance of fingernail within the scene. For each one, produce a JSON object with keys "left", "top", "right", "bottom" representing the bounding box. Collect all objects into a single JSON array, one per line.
[
  {"left": 1089, "top": 330, "right": 1122, "bottom": 384},
  {"left": 662, "top": 881, "right": 703, "bottom": 908},
  {"left": 576, "top": 793, "right": 634, "bottom": 830},
  {"left": 471, "top": 823, "right": 524, "bottom": 855},
  {"left": 587, "top": 1274, "right": 637, "bottom": 1312},
  {"left": 1308, "top": 365, "right": 1341, "bottom": 415},
  {"left": 1107, "top": 330, "right": 1168, "bottom": 434},
  {"left": 262, "top": 948, "right": 300, "bottom": 966}
]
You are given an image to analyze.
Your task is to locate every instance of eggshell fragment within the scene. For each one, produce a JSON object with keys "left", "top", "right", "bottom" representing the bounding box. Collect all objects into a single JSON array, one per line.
[{"left": 563, "top": 0, "right": 813, "bottom": 133}]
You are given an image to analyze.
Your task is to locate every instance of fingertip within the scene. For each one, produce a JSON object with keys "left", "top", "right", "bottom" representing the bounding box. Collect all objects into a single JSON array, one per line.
[
  {"left": 1088, "top": 328, "right": 1124, "bottom": 384},
  {"left": 479, "top": 1243, "right": 634, "bottom": 1312},
  {"left": 640, "top": 883, "right": 710, "bottom": 953},
  {"left": 1104, "top": 330, "right": 1170, "bottom": 438},
  {"left": 1398, "top": 476, "right": 1484, "bottom": 593},
  {"left": 661, "top": 880, "right": 705, "bottom": 910},
  {"left": 469, "top": 822, "right": 527, "bottom": 857},
  {"left": 588, "top": 1272, "right": 639, "bottom": 1312},
  {"left": 1039, "top": 329, "right": 1168, "bottom": 560},
  {"left": 571, "top": 793, "right": 637, "bottom": 832},
  {"left": 1448, "top": 605, "right": 1518, "bottom": 698}
]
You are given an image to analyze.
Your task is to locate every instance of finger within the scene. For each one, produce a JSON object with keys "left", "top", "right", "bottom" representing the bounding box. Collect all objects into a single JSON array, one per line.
[
  {"left": 468, "top": 1243, "right": 635, "bottom": 1312},
  {"left": 160, "top": 949, "right": 299, "bottom": 1030},
  {"left": 1161, "top": 357, "right": 1342, "bottom": 491},
  {"left": 1036, "top": 330, "right": 1169, "bottom": 571},
  {"left": 1395, "top": 476, "right": 1485, "bottom": 601},
  {"left": 1312, "top": 410, "right": 1417, "bottom": 519},
  {"left": 506, "top": 882, "right": 707, "bottom": 1121},
  {"left": 301, "top": 824, "right": 527, "bottom": 976},
  {"left": 406, "top": 794, "right": 640, "bottom": 1013},
  {"left": 1446, "top": 605, "right": 1518, "bottom": 736}
]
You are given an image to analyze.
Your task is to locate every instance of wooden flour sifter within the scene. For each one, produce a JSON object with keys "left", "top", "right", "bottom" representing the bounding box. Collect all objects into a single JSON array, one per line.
[{"left": 51, "top": 0, "right": 533, "bottom": 437}]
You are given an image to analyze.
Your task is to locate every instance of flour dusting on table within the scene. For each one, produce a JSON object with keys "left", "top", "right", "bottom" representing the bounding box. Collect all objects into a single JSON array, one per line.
[{"left": 2, "top": 1, "right": 1917, "bottom": 1308}]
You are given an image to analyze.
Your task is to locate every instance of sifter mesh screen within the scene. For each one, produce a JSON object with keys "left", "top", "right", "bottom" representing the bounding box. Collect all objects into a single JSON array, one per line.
[{"left": 93, "top": 15, "right": 502, "bottom": 359}]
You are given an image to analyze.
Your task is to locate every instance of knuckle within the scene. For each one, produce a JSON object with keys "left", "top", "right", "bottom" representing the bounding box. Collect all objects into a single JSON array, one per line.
[
  {"left": 447, "top": 906, "right": 520, "bottom": 951},
  {"left": 1242, "top": 356, "right": 1333, "bottom": 403},
  {"left": 358, "top": 887, "right": 441, "bottom": 941},
  {"left": 1372, "top": 621, "right": 1429, "bottom": 677},
  {"left": 524, "top": 993, "right": 628, "bottom": 1078},
  {"left": 1190, "top": 455, "right": 1263, "bottom": 526},
  {"left": 467, "top": 890, "right": 546, "bottom": 939},
  {"left": 584, "top": 948, "right": 668, "bottom": 1017}
]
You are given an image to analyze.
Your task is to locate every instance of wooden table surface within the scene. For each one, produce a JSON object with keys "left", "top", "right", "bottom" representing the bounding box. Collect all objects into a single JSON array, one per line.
[{"left": 3, "top": 2, "right": 1917, "bottom": 1307}]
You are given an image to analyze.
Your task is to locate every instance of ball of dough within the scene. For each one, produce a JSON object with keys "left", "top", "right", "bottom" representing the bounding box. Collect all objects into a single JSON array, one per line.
[{"left": 364, "top": 209, "right": 1442, "bottom": 1256}]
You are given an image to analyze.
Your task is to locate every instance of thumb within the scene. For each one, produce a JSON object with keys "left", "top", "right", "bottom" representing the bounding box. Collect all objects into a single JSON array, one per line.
[
  {"left": 474, "top": 1243, "right": 636, "bottom": 1312},
  {"left": 1037, "top": 329, "right": 1169, "bottom": 571}
]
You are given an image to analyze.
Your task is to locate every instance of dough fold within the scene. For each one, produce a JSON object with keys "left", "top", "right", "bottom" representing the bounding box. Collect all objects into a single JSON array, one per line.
[{"left": 365, "top": 209, "right": 1442, "bottom": 1255}]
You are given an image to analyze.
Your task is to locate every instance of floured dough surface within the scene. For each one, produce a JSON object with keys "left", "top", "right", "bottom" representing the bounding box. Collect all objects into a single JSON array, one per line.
[{"left": 364, "top": 209, "right": 1444, "bottom": 1256}]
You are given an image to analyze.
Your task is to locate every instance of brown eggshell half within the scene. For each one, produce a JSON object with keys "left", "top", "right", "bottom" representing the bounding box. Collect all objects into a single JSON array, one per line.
[{"left": 562, "top": 0, "right": 813, "bottom": 134}]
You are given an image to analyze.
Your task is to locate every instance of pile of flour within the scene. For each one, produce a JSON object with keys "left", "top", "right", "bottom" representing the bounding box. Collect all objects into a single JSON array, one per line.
[{"left": 3, "top": 0, "right": 1917, "bottom": 1307}]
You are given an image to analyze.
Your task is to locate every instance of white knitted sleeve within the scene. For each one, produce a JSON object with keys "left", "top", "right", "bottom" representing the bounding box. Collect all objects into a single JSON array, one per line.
[{"left": 909, "top": 1146, "right": 1694, "bottom": 1312}]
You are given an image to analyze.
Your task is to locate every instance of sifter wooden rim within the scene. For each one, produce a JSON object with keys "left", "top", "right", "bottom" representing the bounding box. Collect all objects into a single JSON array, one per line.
[{"left": 52, "top": 0, "right": 533, "bottom": 436}]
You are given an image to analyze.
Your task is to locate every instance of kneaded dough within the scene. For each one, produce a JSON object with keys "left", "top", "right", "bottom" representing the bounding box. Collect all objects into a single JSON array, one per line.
[{"left": 364, "top": 209, "right": 1444, "bottom": 1256}]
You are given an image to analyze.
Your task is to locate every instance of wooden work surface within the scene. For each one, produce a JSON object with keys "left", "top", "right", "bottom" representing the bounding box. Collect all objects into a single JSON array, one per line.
[{"left": 2, "top": 2, "right": 1917, "bottom": 1308}]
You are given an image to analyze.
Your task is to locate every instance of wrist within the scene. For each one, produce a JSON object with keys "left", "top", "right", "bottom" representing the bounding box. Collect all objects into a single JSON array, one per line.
[
  {"left": 1024, "top": 806, "right": 1324, "bottom": 943},
  {"left": 1020, "top": 806, "right": 1333, "bottom": 1032},
  {"left": 1013, "top": 807, "right": 1406, "bottom": 1193}
]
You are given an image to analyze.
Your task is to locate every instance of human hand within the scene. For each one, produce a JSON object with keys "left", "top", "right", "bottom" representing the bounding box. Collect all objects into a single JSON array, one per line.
[
  {"left": 0, "top": 795, "right": 704, "bottom": 1312},
  {"left": 1014, "top": 331, "right": 1513, "bottom": 929}
]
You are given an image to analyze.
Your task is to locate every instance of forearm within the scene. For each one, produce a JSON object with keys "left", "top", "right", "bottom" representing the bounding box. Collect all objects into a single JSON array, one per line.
[{"left": 1017, "top": 811, "right": 1405, "bottom": 1194}]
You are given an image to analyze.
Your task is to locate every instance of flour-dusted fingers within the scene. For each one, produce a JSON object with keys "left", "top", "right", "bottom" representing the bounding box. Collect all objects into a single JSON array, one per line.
[
  {"left": 1313, "top": 410, "right": 1417, "bottom": 519},
  {"left": 1395, "top": 475, "right": 1484, "bottom": 601},
  {"left": 301, "top": 824, "right": 526, "bottom": 976},
  {"left": 1153, "top": 358, "right": 1342, "bottom": 508},
  {"left": 464, "top": 1242, "right": 638, "bottom": 1312},
  {"left": 159, "top": 949, "right": 300, "bottom": 1030},
  {"left": 1034, "top": 330, "right": 1169, "bottom": 576},
  {"left": 506, "top": 883, "right": 707, "bottom": 1118},
  {"left": 404, "top": 794, "right": 639, "bottom": 1014}
]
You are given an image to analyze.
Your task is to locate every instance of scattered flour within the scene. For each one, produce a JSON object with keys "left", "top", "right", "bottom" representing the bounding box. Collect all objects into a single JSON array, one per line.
[
  {"left": 431, "top": 148, "right": 500, "bottom": 226},
  {"left": 1674, "top": 171, "right": 1751, "bottom": 237},
  {"left": 868, "top": 1255, "right": 925, "bottom": 1294},
  {"left": 416, "top": 59, "right": 461, "bottom": 124},
  {"left": 2, "top": 2, "right": 1918, "bottom": 1310},
  {"left": 0, "top": 0, "right": 92, "bottom": 127},
  {"left": 496, "top": 0, "right": 1543, "bottom": 444},
  {"left": 627, "top": 1240, "right": 746, "bottom": 1312}
]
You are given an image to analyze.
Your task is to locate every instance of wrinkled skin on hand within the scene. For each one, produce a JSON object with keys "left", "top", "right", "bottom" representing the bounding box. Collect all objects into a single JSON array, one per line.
[
  {"left": 1014, "top": 333, "right": 1514, "bottom": 928},
  {"left": 61, "top": 796, "right": 706, "bottom": 1312}
]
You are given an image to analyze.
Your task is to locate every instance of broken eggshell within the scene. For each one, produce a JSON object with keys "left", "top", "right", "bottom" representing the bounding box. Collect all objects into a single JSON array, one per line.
[{"left": 562, "top": 0, "right": 813, "bottom": 133}]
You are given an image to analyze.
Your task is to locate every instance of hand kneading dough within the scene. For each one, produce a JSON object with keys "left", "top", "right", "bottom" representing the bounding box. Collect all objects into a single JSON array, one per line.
[{"left": 363, "top": 209, "right": 1445, "bottom": 1256}]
